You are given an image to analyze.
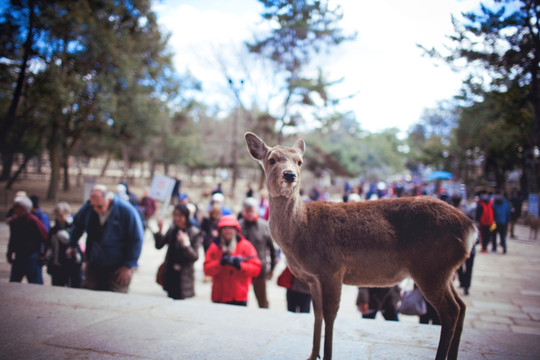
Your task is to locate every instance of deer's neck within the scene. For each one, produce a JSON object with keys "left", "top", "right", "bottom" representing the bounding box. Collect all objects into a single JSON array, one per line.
[{"left": 268, "top": 191, "right": 305, "bottom": 247}]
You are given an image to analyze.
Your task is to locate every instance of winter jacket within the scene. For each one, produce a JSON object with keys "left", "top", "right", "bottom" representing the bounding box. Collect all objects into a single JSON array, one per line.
[
  {"left": 475, "top": 196, "right": 493, "bottom": 226},
  {"left": 203, "top": 235, "right": 262, "bottom": 304},
  {"left": 239, "top": 218, "right": 276, "bottom": 278},
  {"left": 154, "top": 225, "right": 201, "bottom": 299},
  {"left": 8, "top": 213, "right": 48, "bottom": 258},
  {"left": 492, "top": 196, "right": 512, "bottom": 225},
  {"left": 46, "top": 219, "right": 81, "bottom": 267},
  {"left": 70, "top": 197, "right": 144, "bottom": 268},
  {"left": 32, "top": 208, "right": 50, "bottom": 231}
]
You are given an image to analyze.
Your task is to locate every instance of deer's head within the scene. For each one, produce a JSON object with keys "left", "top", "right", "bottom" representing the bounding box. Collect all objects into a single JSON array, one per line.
[{"left": 245, "top": 132, "right": 305, "bottom": 198}]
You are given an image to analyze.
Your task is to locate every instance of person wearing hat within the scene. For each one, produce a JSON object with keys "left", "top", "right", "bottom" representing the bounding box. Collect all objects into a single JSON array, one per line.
[
  {"left": 154, "top": 204, "right": 202, "bottom": 300},
  {"left": 45, "top": 201, "right": 83, "bottom": 288},
  {"left": 203, "top": 215, "right": 262, "bottom": 306},
  {"left": 239, "top": 197, "right": 276, "bottom": 308},
  {"left": 209, "top": 192, "right": 232, "bottom": 216},
  {"left": 7, "top": 196, "right": 48, "bottom": 284}
]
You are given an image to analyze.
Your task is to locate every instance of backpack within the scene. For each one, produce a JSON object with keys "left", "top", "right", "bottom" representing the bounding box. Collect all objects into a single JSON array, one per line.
[{"left": 479, "top": 199, "right": 494, "bottom": 226}]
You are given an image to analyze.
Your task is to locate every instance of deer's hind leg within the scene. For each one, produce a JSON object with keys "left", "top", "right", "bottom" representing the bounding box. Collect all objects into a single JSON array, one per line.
[
  {"left": 447, "top": 284, "right": 466, "bottom": 360},
  {"left": 417, "top": 279, "right": 461, "bottom": 360}
]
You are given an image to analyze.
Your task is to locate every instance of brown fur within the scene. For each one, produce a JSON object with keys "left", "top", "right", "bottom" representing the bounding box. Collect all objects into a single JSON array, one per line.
[
  {"left": 245, "top": 132, "right": 477, "bottom": 360},
  {"left": 524, "top": 214, "right": 540, "bottom": 239}
]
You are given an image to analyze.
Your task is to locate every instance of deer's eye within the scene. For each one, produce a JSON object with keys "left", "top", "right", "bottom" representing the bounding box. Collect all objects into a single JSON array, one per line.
[
  {"left": 298, "top": 160, "right": 303, "bottom": 166},
  {"left": 268, "top": 158, "right": 276, "bottom": 165}
]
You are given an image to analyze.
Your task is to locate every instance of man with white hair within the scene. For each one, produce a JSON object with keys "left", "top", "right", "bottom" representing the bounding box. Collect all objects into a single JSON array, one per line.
[
  {"left": 70, "top": 184, "right": 144, "bottom": 292},
  {"left": 7, "top": 196, "right": 48, "bottom": 284}
]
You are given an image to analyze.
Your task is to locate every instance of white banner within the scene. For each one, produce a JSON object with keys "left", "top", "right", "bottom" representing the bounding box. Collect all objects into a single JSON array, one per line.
[{"left": 149, "top": 174, "right": 176, "bottom": 203}]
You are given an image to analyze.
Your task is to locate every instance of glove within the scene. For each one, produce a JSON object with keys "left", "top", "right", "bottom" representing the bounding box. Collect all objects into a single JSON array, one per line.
[
  {"left": 220, "top": 254, "right": 232, "bottom": 266},
  {"left": 231, "top": 256, "right": 242, "bottom": 270},
  {"left": 220, "top": 254, "right": 242, "bottom": 270},
  {"left": 490, "top": 223, "right": 497, "bottom": 232}
]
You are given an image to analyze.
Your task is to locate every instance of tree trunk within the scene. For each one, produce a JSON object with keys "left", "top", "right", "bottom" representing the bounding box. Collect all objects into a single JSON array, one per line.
[
  {"left": 5, "top": 154, "right": 30, "bottom": 189},
  {"left": 0, "top": 1, "right": 35, "bottom": 146},
  {"left": 100, "top": 153, "right": 111, "bottom": 177},
  {"left": 121, "top": 143, "right": 130, "bottom": 180},
  {"left": 47, "top": 145, "right": 60, "bottom": 202},
  {"left": 0, "top": 153, "right": 14, "bottom": 181},
  {"left": 63, "top": 157, "right": 70, "bottom": 191}
]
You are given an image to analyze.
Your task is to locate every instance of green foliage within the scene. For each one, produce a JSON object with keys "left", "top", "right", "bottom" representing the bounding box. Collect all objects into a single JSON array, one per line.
[
  {"left": 420, "top": 0, "right": 540, "bottom": 191},
  {"left": 406, "top": 102, "right": 458, "bottom": 173},
  {"left": 247, "top": 0, "right": 355, "bottom": 138},
  {"left": 0, "top": 0, "right": 203, "bottom": 194},
  {"left": 304, "top": 112, "right": 406, "bottom": 180},
  {"left": 453, "top": 84, "right": 533, "bottom": 187}
]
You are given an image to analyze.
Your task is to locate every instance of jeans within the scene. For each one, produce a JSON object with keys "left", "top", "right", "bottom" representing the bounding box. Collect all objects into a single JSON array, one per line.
[
  {"left": 10, "top": 252, "right": 43, "bottom": 284},
  {"left": 491, "top": 223, "right": 508, "bottom": 252}
]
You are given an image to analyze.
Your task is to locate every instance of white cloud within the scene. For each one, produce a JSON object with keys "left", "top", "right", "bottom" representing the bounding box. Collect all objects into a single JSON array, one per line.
[{"left": 155, "top": 0, "right": 479, "bottom": 134}]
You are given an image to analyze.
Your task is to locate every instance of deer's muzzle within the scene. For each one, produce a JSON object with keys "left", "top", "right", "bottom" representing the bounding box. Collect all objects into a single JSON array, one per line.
[{"left": 283, "top": 171, "right": 296, "bottom": 183}]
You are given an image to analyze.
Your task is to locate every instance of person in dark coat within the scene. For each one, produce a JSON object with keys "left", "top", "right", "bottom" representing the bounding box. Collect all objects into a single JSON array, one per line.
[
  {"left": 509, "top": 190, "right": 523, "bottom": 238},
  {"left": 46, "top": 201, "right": 82, "bottom": 288},
  {"left": 154, "top": 204, "right": 202, "bottom": 300},
  {"left": 239, "top": 197, "right": 276, "bottom": 309},
  {"left": 7, "top": 196, "right": 48, "bottom": 284},
  {"left": 356, "top": 286, "right": 401, "bottom": 321}
]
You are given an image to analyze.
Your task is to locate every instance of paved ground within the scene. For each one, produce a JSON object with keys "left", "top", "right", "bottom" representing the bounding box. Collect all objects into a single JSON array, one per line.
[{"left": 1, "top": 215, "right": 540, "bottom": 359}]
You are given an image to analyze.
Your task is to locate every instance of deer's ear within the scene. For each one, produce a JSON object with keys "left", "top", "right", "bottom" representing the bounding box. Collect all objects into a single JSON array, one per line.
[
  {"left": 245, "top": 132, "right": 268, "bottom": 161},
  {"left": 293, "top": 138, "right": 305, "bottom": 156}
]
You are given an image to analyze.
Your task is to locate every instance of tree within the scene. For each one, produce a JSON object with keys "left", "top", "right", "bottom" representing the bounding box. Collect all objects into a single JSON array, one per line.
[
  {"left": 0, "top": 1, "right": 180, "bottom": 199},
  {"left": 246, "top": 0, "right": 355, "bottom": 141},
  {"left": 421, "top": 0, "right": 540, "bottom": 192},
  {"left": 406, "top": 101, "right": 458, "bottom": 175},
  {"left": 453, "top": 84, "right": 533, "bottom": 190},
  {"left": 305, "top": 112, "right": 407, "bottom": 182}
]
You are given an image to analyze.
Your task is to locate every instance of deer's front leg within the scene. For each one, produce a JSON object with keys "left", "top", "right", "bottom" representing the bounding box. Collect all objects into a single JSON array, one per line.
[
  {"left": 321, "top": 278, "right": 342, "bottom": 360},
  {"left": 308, "top": 282, "right": 323, "bottom": 360}
]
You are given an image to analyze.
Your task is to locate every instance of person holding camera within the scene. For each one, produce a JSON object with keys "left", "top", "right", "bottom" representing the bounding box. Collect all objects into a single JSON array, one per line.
[
  {"left": 203, "top": 215, "right": 261, "bottom": 306},
  {"left": 154, "top": 204, "right": 201, "bottom": 300}
]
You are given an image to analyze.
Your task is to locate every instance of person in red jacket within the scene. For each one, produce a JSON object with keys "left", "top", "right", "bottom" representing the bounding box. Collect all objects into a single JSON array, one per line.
[{"left": 203, "top": 215, "right": 261, "bottom": 306}]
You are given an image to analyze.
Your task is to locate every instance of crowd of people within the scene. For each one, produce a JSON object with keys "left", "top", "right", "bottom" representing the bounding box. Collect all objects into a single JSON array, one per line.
[{"left": 4, "top": 179, "right": 526, "bottom": 323}]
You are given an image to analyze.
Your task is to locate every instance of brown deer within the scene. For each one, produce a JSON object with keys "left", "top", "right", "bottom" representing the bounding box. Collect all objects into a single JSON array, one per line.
[
  {"left": 245, "top": 132, "right": 477, "bottom": 360},
  {"left": 524, "top": 214, "right": 539, "bottom": 239}
]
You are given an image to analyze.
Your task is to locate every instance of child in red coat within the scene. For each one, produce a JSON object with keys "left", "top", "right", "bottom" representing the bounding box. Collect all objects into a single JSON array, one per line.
[{"left": 203, "top": 215, "right": 261, "bottom": 306}]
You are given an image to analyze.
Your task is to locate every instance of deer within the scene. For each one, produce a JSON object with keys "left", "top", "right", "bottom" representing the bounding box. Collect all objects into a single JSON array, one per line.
[
  {"left": 524, "top": 213, "right": 539, "bottom": 240},
  {"left": 244, "top": 132, "right": 477, "bottom": 360}
]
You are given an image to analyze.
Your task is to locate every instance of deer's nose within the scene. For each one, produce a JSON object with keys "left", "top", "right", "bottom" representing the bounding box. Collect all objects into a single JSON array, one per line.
[{"left": 283, "top": 171, "right": 296, "bottom": 183}]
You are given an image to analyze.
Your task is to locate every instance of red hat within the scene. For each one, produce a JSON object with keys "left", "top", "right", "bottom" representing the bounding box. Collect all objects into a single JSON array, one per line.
[{"left": 217, "top": 215, "right": 241, "bottom": 232}]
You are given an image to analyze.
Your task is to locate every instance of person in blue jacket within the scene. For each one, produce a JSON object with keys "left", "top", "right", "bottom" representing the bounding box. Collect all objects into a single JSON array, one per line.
[
  {"left": 70, "top": 184, "right": 144, "bottom": 292},
  {"left": 30, "top": 195, "right": 50, "bottom": 231},
  {"left": 492, "top": 190, "right": 512, "bottom": 254}
]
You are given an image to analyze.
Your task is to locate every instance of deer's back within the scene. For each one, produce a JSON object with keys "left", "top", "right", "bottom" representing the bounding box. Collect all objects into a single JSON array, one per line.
[{"left": 294, "top": 196, "right": 474, "bottom": 284}]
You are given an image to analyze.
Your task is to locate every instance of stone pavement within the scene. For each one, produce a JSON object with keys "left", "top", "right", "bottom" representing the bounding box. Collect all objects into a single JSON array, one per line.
[{"left": 1, "top": 219, "right": 540, "bottom": 359}]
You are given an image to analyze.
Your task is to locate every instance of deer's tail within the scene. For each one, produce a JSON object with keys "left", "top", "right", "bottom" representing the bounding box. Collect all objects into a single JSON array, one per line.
[{"left": 464, "top": 224, "right": 478, "bottom": 256}]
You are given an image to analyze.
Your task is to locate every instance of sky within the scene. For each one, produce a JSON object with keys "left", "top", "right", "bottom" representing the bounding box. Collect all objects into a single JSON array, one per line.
[{"left": 154, "top": 0, "right": 482, "bottom": 135}]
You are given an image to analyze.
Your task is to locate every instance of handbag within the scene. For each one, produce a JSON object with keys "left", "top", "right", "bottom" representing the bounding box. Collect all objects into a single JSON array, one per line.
[
  {"left": 277, "top": 266, "right": 294, "bottom": 289},
  {"left": 398, "top": 287, "right": 427, "bottom": 315},
  {"left": 156, "top": 262, "right": 166, "bottom": 286}
]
